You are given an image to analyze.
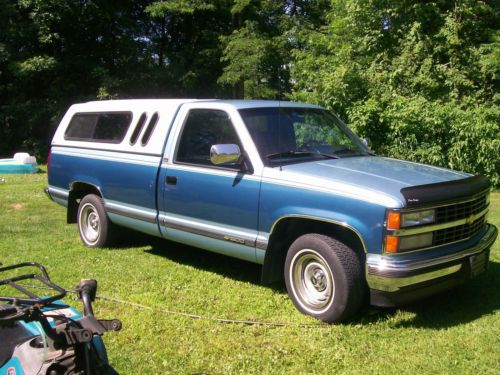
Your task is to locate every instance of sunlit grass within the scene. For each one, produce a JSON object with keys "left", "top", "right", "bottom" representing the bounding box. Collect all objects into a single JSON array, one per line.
[{"left": 0, "top": 171, "right": 498, "bottom": 374}]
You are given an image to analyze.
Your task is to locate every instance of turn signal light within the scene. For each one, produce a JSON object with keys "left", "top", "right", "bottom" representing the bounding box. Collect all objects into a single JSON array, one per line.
[
  {"left": 387, "top": 211, "right": 401, "bottom": 230},
  {"left": 385, "top": 236, "right": 399, "bottom": 253}
]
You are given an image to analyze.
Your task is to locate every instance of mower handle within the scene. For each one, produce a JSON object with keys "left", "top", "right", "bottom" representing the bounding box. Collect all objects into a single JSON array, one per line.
[{"left": 77, "top": 279, "right": 98, "bottom": 317}]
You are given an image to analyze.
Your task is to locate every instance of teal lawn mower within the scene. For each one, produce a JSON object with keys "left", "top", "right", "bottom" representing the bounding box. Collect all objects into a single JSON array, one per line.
[{"left": 0, "top": 262, "right": 121, "bottom": 375}]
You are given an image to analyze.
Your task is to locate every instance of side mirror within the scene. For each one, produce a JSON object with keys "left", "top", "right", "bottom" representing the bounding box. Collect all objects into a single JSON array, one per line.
[
  {"left": 210, "top": 144, "right": 242, "bottom": 165},
  {"left": 362, "top": 137, "right": 372, "bottom": 148}
]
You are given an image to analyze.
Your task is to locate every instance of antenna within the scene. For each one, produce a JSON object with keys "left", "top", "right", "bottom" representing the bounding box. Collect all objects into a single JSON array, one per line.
[
  {"left": 278, "top": 65, "right": 288, "bottom": 172},
  {"left": 278, "top": 99, "right": 282, "bottom": 172}
]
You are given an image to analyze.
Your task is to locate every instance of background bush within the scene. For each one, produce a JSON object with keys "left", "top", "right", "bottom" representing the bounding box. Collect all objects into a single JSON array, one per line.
[{"left": 291, "top": 0, "right": 499, "bottom": 187}]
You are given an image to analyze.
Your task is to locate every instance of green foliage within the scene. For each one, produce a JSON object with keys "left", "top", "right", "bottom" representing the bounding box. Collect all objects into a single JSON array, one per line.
[
  {"left": 219, "top": 21, "right": 283, "bottom": 99},
  {"left": 139, "top": 1, "right": 232, "bottom": 97},
  {"left": 0, "top": 0, "right": 232, "bottom": 160},
  {"left": 146, "top": 0, "right": 215, "bottom": 16},
  {"left": 0, "top": 0, "right": 154, "bottom": 159},
  {"left": 0, "top": 0, "right": 498, "bottom": 186},
  {"left": 447, "top": 104, "right": 500, "bottom": 186},
  {"left": 16, "top": 55, "right": 57, "bottom": 75},
  {"left": 218, "top": 1, "right": 293, "bottom": 99},
  {"left": 290, "top": 0, "right": 500, "bottom": 187},
  {"left": 351, "top": 95, "right": 499, "bottom": 188}
]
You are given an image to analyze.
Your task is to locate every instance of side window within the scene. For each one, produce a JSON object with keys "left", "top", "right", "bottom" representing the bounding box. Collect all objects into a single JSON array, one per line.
[
  {"left": 65, "top": 112, "right": 132, "bottom": 143},
  {"left": 175, "top": 109, "right": 241, "bottom": 168}
]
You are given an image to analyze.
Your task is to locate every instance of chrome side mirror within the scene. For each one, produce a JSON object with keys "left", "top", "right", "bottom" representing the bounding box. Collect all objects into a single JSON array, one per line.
[{"left": 210, "top": 144, "right": 242, "bottom": 165}]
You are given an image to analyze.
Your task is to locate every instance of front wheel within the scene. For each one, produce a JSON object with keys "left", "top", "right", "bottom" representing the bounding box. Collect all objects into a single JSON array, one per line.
[
  {"left": 284, "top": 234, "right": 364, "bottom": 323},
  {"left": 77, "top": 194, "right": 114, "bottom": 248}
]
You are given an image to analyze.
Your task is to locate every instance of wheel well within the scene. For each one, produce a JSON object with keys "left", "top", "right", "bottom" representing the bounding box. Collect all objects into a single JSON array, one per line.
[
  {"left": 261, "top": 217, "right": 366, "bottom": 284},
  {"left": 67, "top": 183, "right": 101, "bottom": 223}
]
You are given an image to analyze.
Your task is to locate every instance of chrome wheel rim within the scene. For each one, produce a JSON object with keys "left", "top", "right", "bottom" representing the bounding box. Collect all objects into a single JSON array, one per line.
[
  {"left": 290, "top": 249, "right": 334, "bottom": 314},
  {"left": 80, "top": 203, "right": 100, "bottom": 244}
]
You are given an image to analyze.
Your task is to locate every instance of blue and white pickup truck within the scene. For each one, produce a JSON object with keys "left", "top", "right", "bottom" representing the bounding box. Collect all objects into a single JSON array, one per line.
[{"left": 46, "top": 99, "right": 497, "bottom": 322}]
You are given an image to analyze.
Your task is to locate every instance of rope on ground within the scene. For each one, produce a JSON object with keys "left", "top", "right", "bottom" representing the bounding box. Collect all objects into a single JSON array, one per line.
[
  {"left": 95, "top": 294, "right": 326, "bottom": 328},
  {"left": 16, "top": 284, "right": 327, "bottom": 328}
]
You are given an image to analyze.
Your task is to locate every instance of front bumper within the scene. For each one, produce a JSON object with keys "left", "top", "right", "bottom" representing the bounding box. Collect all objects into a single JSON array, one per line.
[{"left": 366, "top": 224, "right": 498, "bottom": 307}]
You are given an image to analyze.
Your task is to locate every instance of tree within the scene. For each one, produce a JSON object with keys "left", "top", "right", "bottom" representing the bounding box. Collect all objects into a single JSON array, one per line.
[
  {"left": 218, "top": 0, "right": 330, "bottom": 99},
  {"left": 145, "top": 0, "right": 233, "bottom": 97},
  {"left": 0, "top": 0, "right": 153, "bottom": 159},
  {"left": 290, "top": 0, "right": 499, "bottom": 186}
]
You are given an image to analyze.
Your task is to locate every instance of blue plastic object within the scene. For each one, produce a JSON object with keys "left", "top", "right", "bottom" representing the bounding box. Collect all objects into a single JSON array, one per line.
[{"left": 0, "top": 159, "right": 37, "bottom": 174}]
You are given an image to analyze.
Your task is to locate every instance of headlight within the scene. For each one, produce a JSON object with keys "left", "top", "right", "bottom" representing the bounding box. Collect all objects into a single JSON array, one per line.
[
  {"left": 385, "top": 208, "right": 436, "bottom": 253},
  {"left": 399, "top": 233, "right": 433, "bottom": 251},
  {"left": 401, "top": 209, "right": 435, "bottom": 228},
  {"left": 386, "top": 209, "right": 436, "bottom": 230}
]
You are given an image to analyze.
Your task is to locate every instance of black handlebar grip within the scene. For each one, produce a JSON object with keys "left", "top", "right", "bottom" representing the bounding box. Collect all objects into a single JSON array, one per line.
[{"left": 77, "top": 279, "right": 98, "bottom": 301}]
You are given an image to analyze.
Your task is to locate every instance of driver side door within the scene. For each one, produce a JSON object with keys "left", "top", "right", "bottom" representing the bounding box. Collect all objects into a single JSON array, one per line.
[{"left": 158, "top": 107, "right": 261, "bottom": 263}]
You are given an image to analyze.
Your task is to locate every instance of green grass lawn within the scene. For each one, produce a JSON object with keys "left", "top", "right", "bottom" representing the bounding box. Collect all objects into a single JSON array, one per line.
[{"left": 0, "top": 171, "right": 498, "bottom": 374}]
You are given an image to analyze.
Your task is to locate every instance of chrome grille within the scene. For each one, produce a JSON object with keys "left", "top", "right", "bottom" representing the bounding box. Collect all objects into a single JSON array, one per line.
[
  {"left": 433, "top": 216, "right": 486, "bottom": 246},
  {"left": 388, "top": 191, "right": 490, "bottom": 254},
  {"left": 435, "top": 193, "right": 488, "bottom": 224}
]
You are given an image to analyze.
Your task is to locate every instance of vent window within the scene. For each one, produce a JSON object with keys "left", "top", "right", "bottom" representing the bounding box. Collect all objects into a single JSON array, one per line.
[
  {"left": 141, "top": 112, "right": 158, "bottom": 146},
  {"left": 130, "top": 112, "right": 147, "bottom": 145}
]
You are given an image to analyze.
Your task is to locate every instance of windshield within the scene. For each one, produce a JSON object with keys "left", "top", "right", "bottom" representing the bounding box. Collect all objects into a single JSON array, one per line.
[{"left": 239, "top": 107, "right": 369, "bottom": 166}]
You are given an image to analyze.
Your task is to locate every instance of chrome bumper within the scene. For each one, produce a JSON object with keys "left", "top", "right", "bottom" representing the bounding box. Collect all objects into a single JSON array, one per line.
[
  {"left": 44, "top": 186, "right": 69, "bottom": 205},
  {"left": 366, "top": 224, "right": 497, "bottom": 299},
  {"left": 44, "top": 187, "right": 52, "bottom": 200}
]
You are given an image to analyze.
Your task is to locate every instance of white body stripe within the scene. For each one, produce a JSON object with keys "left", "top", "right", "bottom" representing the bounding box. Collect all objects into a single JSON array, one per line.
[{"left": 51, "top": 146, "right": 161, "bottom": 167}]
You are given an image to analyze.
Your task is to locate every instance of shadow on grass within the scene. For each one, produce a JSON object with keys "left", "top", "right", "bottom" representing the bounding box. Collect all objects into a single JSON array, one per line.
[
  {"left": 357, "top": 261, "right": 500, "bottom": 329},
  {"left": 110, "top": 231, "right": 498, "bottom": 328},
  {"left": 148, "top": 240, "right": 264, "bottom": 285},
  {"left": 114, "top": 232, "right": 267, "bottom": 286}
]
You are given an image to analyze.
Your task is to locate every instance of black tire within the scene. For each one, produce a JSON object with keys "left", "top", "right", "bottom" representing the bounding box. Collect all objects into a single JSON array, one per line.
[
  {"left": 284, "top": 233, "right": 364, "bottom": 323},
  {"left": 77, "top": 194, "right": 114, "bottom": 248}
]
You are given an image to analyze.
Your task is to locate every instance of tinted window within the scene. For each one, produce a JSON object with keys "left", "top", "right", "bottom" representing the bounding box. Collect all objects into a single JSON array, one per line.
[
  {"left": 130, "top": 112, "right": 147, "bottom": 145},
  {"left": 65, "top": 112, "right": 132, "bottom": 143},
  {"left": 176, "top": 109, "right": 241, "bottom": 168},
  {"left": 141, "top": 112, "right": 158, "bottom": 146},
  {"left": 64, "top": 114, "right": 98, "bottom": 140}
]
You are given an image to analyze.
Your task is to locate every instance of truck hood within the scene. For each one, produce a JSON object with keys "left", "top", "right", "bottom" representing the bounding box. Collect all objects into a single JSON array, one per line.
[{"left": 264, "top": 156, "right": 470, "bottom": 208}]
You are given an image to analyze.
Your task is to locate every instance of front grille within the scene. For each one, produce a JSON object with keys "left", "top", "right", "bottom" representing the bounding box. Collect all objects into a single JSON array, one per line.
[
  {"left": 434, "top": 216, "right": 486, "bottom": 246},
  {"left": 435, "top": 193, "right": 488, "bottom": 223},
  {"left": 389, "top": 191, "right": 490, "bottom": 254}
]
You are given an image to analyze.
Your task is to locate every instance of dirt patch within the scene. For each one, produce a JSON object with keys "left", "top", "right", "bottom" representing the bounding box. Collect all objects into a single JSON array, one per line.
[{"left": 11, "top": 203, "right": 24, "bottom": 210}]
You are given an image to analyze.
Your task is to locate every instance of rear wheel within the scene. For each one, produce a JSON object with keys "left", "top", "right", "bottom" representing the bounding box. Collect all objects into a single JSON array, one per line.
[
  {"left": 77, "top": 194, "right": 114, "bottom": 247},
  {"left": 284, "top": 233, "right": 364, "bottom": 323}
]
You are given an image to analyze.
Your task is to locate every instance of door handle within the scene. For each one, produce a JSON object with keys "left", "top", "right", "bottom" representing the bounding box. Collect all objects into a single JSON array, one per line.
[{"left": 166, "top": 175, "right": 177, "bottom": 185}]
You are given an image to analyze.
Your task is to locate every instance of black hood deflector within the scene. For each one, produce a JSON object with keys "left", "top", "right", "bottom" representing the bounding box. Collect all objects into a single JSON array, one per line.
[{"left": 400, "top": 175, "right": 490, "bottom": 208}]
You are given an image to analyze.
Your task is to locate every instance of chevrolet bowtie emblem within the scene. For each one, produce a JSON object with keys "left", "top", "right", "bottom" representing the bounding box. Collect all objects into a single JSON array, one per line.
[{"left": 465, "top": 215, "right": 475, "bottom": 225}]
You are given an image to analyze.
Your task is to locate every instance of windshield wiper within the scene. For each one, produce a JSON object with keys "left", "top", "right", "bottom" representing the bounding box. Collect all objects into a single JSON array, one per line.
[
  {"left": 333, "top": 147, "right": 356, "bottom": 155},
  {"left": 332, "top": 147, "right": 367, "bottom": 157},
  {"left": 266, "top": 150, "right": 339, "bottom": 160},
  {"left": 314, "top": 152, "right": 340, "bottom": 159}
]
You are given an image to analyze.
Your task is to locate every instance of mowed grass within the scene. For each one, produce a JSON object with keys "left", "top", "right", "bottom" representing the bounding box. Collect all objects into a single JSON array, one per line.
[{"left": 0, "top": 171, "right": 498, "bottom": 374}]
